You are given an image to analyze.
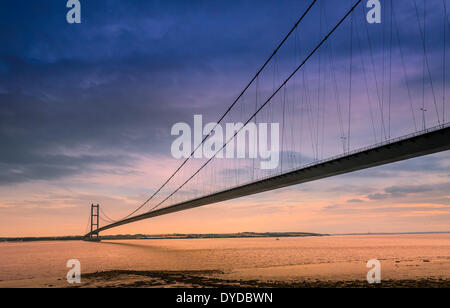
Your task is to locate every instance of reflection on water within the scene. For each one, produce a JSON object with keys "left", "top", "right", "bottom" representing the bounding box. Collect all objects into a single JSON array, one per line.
[{"left": 0, "top": 234, "right": 449, "bottom": 284}]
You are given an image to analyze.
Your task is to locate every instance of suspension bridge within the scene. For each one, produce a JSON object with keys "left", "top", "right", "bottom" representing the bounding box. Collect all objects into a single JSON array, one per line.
[{"left": 84, "top": 0, "right": 450, "bottom": 240}]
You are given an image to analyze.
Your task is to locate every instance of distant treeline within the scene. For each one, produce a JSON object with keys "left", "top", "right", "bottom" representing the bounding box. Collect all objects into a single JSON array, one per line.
[
  {"left": 0, "top": 236, "right": 84, "bottom": 242},
  {"left": 0, "top": 232, "right": 327, "bottom": 242}
]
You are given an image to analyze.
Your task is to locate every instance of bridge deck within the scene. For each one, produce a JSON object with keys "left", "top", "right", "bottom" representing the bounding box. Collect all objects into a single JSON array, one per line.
[{"left": 86, "top": 124, "right": 450, "bottom": 237}]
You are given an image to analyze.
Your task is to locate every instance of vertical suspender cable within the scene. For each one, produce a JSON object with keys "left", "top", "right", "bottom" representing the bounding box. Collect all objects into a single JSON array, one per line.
[
  {"left": 113, "top": 0, "right": 319, "bottom": 220},
  {"left": 389, "top": 0, "right": 393, "bottom": 138},
  {"left": 150, "top": 0, "right": 364, "bottom": 212},
  {"left": 444, "top": 0, "right": 447, "bottom": 125},
  {"left": 348, "top": 0, "right": 353, "bottom": 153}
]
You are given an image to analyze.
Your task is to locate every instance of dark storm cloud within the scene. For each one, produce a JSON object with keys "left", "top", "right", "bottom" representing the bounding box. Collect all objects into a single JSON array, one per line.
[
  {"left": 367, "top": 193, "right": 389, "bottom": 200},
  {"left": 347, "top": 198, "right": 364, "bottom": 203},
  {"left": 0, "top": 0, "right": 447, "bottom": 186},
  {"left": 0, "top": 152, "right": 131, "bottom": 185},
  {"left": 323, "top": 203, "right": 450, "bottom": 214},
  {"left": 385, "top": 184, "right": 433, "bottom": 197},
  {"left": 330, "top": 154, "right": 449, "bottom": 179},
  {"left": 387, "top": 155, "right": 449, "bottom": 173},
  {"left": 0, "top": 0, "right": 314, "bottom": 185},
  {"left": 366, "top": 182, "right": 450, "bottom": 201}
]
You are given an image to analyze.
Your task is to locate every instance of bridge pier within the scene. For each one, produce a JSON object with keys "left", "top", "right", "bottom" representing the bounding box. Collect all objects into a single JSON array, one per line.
[{"left": 83, "top": 204, "right": 101, "bottom": 242}]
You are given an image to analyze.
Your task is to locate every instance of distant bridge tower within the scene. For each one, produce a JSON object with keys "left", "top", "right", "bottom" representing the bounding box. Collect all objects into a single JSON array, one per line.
[{"left": 89, "top": 203, "right": 100, "bottom": 241}]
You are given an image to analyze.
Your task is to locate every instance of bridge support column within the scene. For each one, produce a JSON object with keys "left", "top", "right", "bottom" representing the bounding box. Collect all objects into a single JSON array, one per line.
[{"left": 89, "top": 203, "right": 100, "bottom": 241}]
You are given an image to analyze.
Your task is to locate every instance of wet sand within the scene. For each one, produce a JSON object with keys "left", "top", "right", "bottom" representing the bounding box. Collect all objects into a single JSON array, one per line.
[
  {"left": 67, "top": 270, "right": 450, "bottom": 288},
  {"left": 4, "top": 269, "right": 447, "bottom": 288}
]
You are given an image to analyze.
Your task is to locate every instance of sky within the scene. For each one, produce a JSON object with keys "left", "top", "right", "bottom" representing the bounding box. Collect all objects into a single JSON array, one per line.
[{"left": 0, "top": 0, "right": 449, "bottom": 237}]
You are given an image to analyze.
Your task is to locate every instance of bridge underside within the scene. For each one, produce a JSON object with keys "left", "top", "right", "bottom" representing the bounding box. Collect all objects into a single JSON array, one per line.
[{"left": 86, "top": 126, "right": 450, "bottom": 237}]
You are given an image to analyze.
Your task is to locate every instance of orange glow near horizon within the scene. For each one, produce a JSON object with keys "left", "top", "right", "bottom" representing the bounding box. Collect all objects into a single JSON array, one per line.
[{"left": 0, "top": 152, "right": 449, "bottom": 238}]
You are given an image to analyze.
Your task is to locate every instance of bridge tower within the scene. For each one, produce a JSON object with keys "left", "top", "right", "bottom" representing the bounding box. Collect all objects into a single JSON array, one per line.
[{"left": 89, "top": 203, "right": 100, "bottom": 241}]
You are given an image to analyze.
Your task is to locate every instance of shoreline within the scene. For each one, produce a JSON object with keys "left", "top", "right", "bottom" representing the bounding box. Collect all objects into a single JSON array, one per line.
[
  {"left": 2, "top": 270, "right": 449, "bottom": 288},
  {"left": 77, "top": 270, "right": 450, "bottom": 288},
  {"left": 2, "top": 231, "right": 450, "bottom": 243},
  {"left": 0, "top": 232, "right": 326, "bottom": 243}
]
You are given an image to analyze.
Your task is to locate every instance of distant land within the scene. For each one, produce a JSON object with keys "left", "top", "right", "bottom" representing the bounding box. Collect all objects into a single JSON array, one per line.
[
  {"left": 332, "top": 231, "right": 450, "bottom": 236},
  {"left": 2, "top": 231, "right": 449, "bottom": 243},
  {"left": 0, "top": 232, "right": 326, "bottom": 242}
]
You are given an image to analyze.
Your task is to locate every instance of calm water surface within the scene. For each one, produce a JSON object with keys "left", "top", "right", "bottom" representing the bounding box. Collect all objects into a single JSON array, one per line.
[{"left": 0, "top": 234, "right": 449, "bottom": 284}]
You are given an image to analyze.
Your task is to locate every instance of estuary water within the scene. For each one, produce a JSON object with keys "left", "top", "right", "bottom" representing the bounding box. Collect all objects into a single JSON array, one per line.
[{"left": 0, "top": 234, "right": 449, "bottom": 287}]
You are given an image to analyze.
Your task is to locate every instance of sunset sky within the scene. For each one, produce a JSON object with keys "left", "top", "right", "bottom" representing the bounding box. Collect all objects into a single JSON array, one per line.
[{"left": 0, "top": 0, "right": 449, "bottom": 237}]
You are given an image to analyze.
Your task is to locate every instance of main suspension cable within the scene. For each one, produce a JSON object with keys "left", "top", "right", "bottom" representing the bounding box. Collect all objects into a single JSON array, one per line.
[
  {"left": 115, "top": 0, "right": 319, "bottom": 221},
  {"left": 150, "top": 0, "right": 364, "bottom": 212}
]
